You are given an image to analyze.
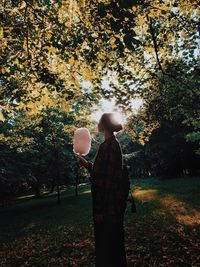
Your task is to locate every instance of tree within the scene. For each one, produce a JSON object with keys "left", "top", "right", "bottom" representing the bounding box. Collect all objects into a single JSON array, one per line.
[
  {"left": 1, "top": 0, "right": 198, "bottom": 117},
  {"left": 125, "top": 60, "right": 200, "bottom": 177},
  {"left": 0, "top": 108, "right": 78, "bottom": 203}
]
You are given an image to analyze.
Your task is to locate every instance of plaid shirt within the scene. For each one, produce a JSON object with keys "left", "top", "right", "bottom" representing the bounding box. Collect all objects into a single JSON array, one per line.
[{"left": 86, "top": 135, "right": 127, "bottom": 223}]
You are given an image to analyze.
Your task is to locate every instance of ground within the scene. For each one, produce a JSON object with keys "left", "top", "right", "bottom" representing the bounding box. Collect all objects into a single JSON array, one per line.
[{"left": 0, "top": 177, "right": 200, "bottom": 267}]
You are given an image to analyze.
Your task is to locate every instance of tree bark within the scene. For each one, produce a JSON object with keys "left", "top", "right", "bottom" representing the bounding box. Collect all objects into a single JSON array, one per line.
[{"left": 75, "top": 160, "right": 79, "bottom": 197}]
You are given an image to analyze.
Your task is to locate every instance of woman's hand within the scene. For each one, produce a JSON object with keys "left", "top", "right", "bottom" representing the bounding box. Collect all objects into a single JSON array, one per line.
[{"left": 77, "top": 155, "right": 89, "bottom": 169}]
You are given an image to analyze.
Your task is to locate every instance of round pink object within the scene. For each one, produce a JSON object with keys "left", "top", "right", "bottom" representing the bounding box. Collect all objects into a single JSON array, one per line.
[{"left": 73, "top": 128, "right": 91, "bottom": 156}]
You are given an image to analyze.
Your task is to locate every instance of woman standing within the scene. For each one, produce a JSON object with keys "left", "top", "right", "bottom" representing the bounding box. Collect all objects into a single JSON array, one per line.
[{"left": 77, "top": 113, "right": 127, "bottom": 267}]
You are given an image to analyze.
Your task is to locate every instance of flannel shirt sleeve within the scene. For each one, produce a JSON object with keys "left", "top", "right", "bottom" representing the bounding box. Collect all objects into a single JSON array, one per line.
[{"left": 89, "top": 143, "right": 109, "bottom": 215}]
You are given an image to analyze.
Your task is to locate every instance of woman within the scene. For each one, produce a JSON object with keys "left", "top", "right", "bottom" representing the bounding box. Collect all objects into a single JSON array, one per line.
[{"left": 77, "top": 113, "right": 127, "bottom": 267}]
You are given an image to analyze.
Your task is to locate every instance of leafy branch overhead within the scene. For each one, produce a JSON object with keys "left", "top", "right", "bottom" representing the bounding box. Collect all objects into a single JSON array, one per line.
[{"left": 0, "top": 0, "right": 198, "bottom": 116}]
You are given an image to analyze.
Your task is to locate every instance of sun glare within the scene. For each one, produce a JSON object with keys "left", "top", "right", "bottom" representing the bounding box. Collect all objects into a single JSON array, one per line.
[{"left": 90, "top": 98, "right": 143, "bottom": 123}]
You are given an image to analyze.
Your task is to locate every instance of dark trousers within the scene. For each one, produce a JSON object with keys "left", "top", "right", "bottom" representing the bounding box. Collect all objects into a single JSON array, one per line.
[{"left": 93, "top": 220, "right": 127, "bottom": 267}]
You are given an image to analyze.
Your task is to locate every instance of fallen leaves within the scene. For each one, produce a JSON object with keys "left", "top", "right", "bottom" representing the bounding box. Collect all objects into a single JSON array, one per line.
[
  {"left": 125, "top": 217, "right": 200, "bottom": 266},
  {"left": 0, "top": 181, "right": 200, "bottom": 266},
  {"left": 0, "top": 224, "right": 95, "bottom": 267},
  {"left": 0, "top": 213, "right": 199, "bottom": 267}
]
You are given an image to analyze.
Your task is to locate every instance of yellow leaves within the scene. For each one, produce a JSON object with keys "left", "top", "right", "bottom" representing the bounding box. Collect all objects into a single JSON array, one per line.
[
  {"left": 159, "top": 48, "right": 167, "bottom": 55},
  {"left": 91, "top": 32, "right": 98, "bottom": 38},
  {"left": 58, "top": 4, "right": 69, "bottom": 23},
  {"left": 71, "top": 75, "right": 80, "bottom": 88},
  {"left": 82, "top": 67, "right": 92, "bottom": 81},
  {"left": 165, "top": 33, "right": 173, "bottom": 43},
  {"left": 82, "top": 0, "right": 86, "bottom": 7},
  {"left": 48, "top": 98, "right": 57, "bottom": 108},
  {"left": 60, "top": 101, "right": 71, "bottom": 111},
  {"left": 109, "top": 36, "right": 116, "bottom": 46},
  {"left": 139, "top": 137, "right": 145, "bottom": 146},
  {"left": 63, "top": 124, "right": 75, "bottom": 133},
  {"left": 13, "top": 58, "right": 19, "bottom": 65},
  {"left": 55, "top": 64, "right": 66, "bottom": 73},
  {"left": 0, "top": 27, "right": 3, "bottom": 40},
  {"left": 39, "top": 89, "right": 54, "bottom": 107},
  {"left": 46, "top": 32, "right": 52, "bottom": 40},
  {"left": 19, "top": 2, "right": 27, "bottom": 9},
  {"left": 161, "top": 3, "right": 171, "bottom": 11},
  {"left": 178, "top": 1, "right": 195, "bottom": 15},
  {"left": 19, "top": 83, "right": 55, "bottom": 115},
  {"left": 27, "top": 101, "right": 36, "bottom": 110},
  {"left": 0, "top": 133, "right": 9, "bottom": 142},
  {"left": 145, "top": 47, "right": 155, "bottom": 53},
  {"left": 105, "top": 28, "right": 112, "bottom": 34},
  {"left": 68, "top": 56, "right": 81, "bottom": 68},
  {"left": 23, "top": 41, "right": 27, "bottom": 51},
  {"left": 0, "top": 39, "right": 7, "bottom": 52},
  {"left": 98, "top": 53, "right": 106, "bottom": 60},
  {"left": 0, "top": 111, "right": 5, "bottom": 122},
  {"left": 1, "top": 68, "right": 10, "bottom": 74},
  {"left": 97, "top": 61, "right": 105, "bottom": 67},
  {"left": 131, "top": 6, "right": 137, "bottom": 12},
  {"left": 180, "top": 31, "right": 189, "bottom": 39},
  {"left": 74, "top": 59, "right": 81, "bottom": 68},
  {"left": 47, "top": 54, "right": 68, "bottom": 78},
  {"left": 47, "top": 46, "right": 57, "bottom": 54},
  {"left": 26, "top": 97, "right": 56, "bottom": 116},
  {"left": 68, "top": 57, "right": 75, "bottom": 65},
  {"left": 136, "top": 16, "right": 146, "bottom": 26},
  {"left": 12, "top": 7, "right": 20, "bottom": 15},
  {"left": 20, "top": 80, "right": 76, "bottom": 115},
  {"left": 148, "top": 9, "right": 160, "bottom": 18},
  {"left": 58, "top": 0, "right": 85, "bottom": 26}
]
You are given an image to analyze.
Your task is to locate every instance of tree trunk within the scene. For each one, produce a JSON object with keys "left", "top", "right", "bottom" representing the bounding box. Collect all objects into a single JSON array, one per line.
[
  {"left": 57, "top": 184, "right": 61, "bottom": 205},
  {"left": 34, "top": 184, "right": 41, "bottom": 198},
  {"left": 75, "top": 161, "right": 79, "bottom": 197},
  {"left": 49, "top": 183, "right": 55, "bottom": 194}
]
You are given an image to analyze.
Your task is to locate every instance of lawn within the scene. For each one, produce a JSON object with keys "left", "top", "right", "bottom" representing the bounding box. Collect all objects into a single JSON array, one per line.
[{"left": 0, "top": 177, "right": 200, "bottom": 267}]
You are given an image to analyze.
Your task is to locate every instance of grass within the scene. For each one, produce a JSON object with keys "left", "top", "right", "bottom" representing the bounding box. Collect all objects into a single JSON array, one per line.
[
  {"left": 0, "top": 177, "right": 200, "bottom": 266},
  {"left": 0, "top": 184, "right": 93, "bottom": 244}
]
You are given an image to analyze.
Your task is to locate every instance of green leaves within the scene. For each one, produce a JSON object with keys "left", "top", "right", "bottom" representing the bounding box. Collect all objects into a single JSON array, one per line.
[{"left": 44, "top": 0, "right": 51, "bottom": 5}]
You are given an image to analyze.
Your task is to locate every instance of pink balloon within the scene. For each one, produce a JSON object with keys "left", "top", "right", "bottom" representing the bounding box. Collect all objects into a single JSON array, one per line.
[{"left": 73, "top": 128, "right": 91, "bottom": 156}]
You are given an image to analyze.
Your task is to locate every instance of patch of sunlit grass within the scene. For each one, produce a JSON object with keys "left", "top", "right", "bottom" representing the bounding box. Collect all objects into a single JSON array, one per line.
[
  {"left": 160, "top": 196, "right": 200, "bottom": 225},
  {"left": 132, "top": 185, "right": 200, "bottom": 226},
  {"left": 16, "top": 194, "right": 35, "bottom": 200},
  {"left": 82, "top": 190, "right": 91, "bottom": 194},
  {"left": 133, "top": 188, "right": 158, "bottom": 202},
  {"left": 176, "top": 212, "right": 200, "bottom": 225},
  {"left": 159, "top": 196, "right": 186, "bottom": 213}
]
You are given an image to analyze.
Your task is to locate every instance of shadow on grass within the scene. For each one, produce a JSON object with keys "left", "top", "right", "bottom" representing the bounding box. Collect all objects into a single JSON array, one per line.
[
  {"left": 0, "top": 187, "right": 93, "bottom": 245},
  {"left": 124, "top": 177, "right": 200, "bottom": 266},
  {"left": 131, "top": 176, "right": 200, "bottom": 209},
  {"left": 0, "top": 177, "right": 200, "bottom": 266}
]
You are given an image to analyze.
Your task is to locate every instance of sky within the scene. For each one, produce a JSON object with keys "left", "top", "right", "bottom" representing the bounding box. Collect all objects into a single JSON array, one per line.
[
  {"left": 90, "top": 98, "right": 143, "bottom": 123},
  {"left": 81, "top": 77, "right": 143, "bottom": 124}
]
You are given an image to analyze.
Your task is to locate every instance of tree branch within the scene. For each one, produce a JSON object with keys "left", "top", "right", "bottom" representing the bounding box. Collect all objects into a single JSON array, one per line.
[
  {"left": 24, "top": 3, "right": 30, "bottom": 60},
  {"left": 146, "top": 13, "right": 164, "bottom": 74},
  {"left": 141, "top": 0, "right": 164, "bottom": 74}
]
